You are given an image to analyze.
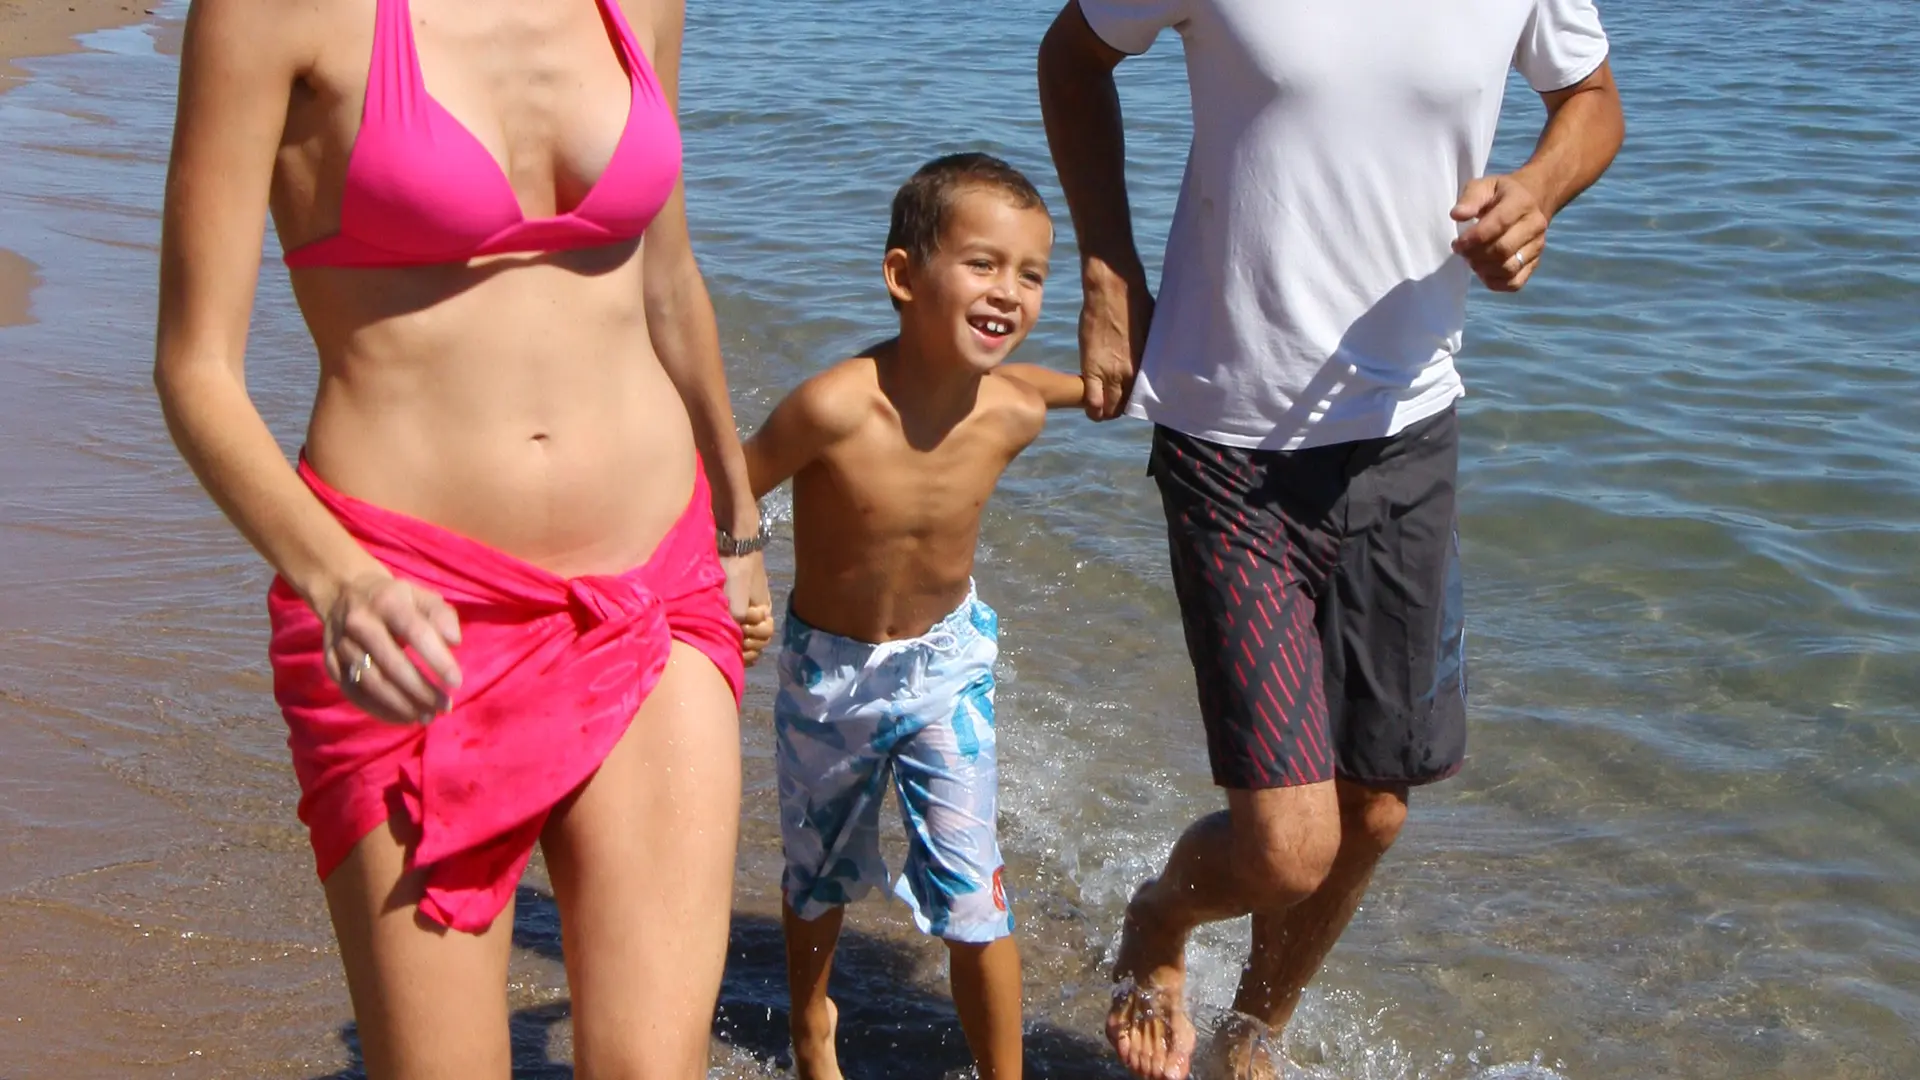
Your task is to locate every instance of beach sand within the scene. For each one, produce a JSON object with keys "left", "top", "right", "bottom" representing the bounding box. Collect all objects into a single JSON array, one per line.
[
  {"left": 0, "top": 0, "right": 156, "bottom": 90},
  {"left": 0, "top": 246, "right": 38, "bottom": 327},
  {"left": 1, "top": 0, "right": 157, "bottom": 327}
]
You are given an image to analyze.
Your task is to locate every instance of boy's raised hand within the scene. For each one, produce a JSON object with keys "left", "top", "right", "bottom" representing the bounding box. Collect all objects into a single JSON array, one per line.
[{"left": 740, "top": 602, "right": 775, "bottom": 666}]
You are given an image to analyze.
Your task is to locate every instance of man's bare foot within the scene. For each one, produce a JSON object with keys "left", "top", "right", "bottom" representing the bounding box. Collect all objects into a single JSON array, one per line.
[
  {"left": 791, "top": 995, "right": 844, "bottom": 1080},
  {"left": 1107, "top": 881, "right": 1198, "bottom": 1080},
  {"left": 1194, "top": 1012, "right": 1281, "bottom": 1080}
]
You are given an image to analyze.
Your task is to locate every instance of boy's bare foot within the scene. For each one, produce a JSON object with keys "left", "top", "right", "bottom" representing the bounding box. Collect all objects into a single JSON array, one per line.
[
  {"left": 1107, "top": 881, "right": 1197, "bottom": 1080},
  {"left": 791, "top": 995, "right": 844, "bottom": 1080},
  {"left": 1194, "top": 1012, "right": 1281, "bottom": 1080}
]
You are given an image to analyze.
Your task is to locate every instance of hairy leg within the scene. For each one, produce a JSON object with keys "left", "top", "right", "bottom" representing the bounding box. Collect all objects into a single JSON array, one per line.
[
  {"left": 1231, "top": 781, "right": 1408, "bottom": 1029},
  {"left": 1108, "top": 782, "right": 1341, "bottom": 1080}
]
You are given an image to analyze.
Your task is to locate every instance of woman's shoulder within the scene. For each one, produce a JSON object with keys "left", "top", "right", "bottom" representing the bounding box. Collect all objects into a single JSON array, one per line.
[
  {"left": 180, "top": 0, "right": 364, "bottom": 76},
  {"left": 609, "top": 0, "right": 681, "bottom": 51}
]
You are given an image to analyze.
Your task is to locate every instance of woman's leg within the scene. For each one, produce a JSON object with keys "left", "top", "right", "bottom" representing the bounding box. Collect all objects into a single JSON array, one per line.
[
  {"left": 323, "top": 816, "right": 517, "bottom": 1080},
  {"left": 541, "top": 642, "right": 741, "bottom": 1079}
]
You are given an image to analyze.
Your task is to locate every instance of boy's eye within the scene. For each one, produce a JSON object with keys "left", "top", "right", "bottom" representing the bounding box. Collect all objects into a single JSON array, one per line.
[
  {"left": 968, "top": 259, "right": 994, "bottom": 271},
  {"left": 1022, "top": 271, "right": 1045, "bottom": 286}
]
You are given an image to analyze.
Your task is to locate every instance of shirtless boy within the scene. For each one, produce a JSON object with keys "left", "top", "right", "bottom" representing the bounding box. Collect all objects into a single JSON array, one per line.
[{"left": 741, "top": 153, "right": 1081, "bottom": 1080}]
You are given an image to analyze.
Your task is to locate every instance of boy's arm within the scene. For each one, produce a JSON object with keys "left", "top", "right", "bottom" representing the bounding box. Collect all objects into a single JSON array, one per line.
[
  {"left": 743, "top": 373, "right": 863, "bottom": 499},
  {"left": 998, "top": 364, "right": 1086, "bottom": 410}
]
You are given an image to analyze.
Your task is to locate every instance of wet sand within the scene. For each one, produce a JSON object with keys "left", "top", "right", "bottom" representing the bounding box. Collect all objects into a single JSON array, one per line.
[
  {"left": 0, "top": 0, "right": 155, "bottom": 327},
  {"left": 0, "top": 245, "right": 36, "bottom": 326},
  {"left": 0, "top": 0, "right": 156, "bottom": 89}
]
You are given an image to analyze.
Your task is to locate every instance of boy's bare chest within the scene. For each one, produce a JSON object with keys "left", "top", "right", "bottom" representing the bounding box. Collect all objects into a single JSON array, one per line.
[{"left": 820, "top": 430, "right": 1013, "bottom": 536}]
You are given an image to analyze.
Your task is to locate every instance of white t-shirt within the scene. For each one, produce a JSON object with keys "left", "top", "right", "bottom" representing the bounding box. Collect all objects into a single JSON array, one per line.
[{"left": 1079, "top": 0, "right": 1609, "bottom": 449}]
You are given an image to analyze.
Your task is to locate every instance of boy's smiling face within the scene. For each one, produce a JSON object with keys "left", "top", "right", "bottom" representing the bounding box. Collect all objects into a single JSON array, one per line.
[{"left": 887, "top": 187, "right": 1053, "bottom": 373}]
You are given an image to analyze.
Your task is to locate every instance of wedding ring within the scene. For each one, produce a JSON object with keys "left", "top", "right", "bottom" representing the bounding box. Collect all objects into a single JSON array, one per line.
[
  {"left": 1508, "top": 250, "right": 1529, "bottom": 272},
  {"left": 349, "top": 652, "right": 374, "bottom": 686}
]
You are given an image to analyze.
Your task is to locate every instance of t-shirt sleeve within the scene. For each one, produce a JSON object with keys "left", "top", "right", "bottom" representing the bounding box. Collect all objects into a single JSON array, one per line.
[
  {"left": 1074, "top": 0, "right": 1189, "bottom": 56},
  {"left": 1513, "top": 0, "right": 1610, "bottom": 93}
]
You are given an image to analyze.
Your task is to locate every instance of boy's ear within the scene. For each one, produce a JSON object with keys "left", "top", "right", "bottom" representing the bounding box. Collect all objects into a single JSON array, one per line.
[{"left": 883, "top": 248, "right": 915, "bottom": 307}]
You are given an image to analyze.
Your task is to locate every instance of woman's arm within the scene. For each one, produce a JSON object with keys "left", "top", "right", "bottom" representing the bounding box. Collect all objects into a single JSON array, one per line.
[
  {"left": 155, "top": 0, "right": 459, "bottom": 721},
  {"left": 641, "top": 0, "right": 771, "bottom": 657}
]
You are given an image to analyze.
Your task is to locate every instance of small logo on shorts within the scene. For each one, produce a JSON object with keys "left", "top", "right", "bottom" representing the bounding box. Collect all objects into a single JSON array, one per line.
[{"left": 991, "top": 867, "right": 1007, "bottom": 912}]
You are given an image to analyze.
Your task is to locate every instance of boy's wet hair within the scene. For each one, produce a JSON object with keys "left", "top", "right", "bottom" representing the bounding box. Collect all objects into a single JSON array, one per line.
[{"left": 885, "top": 152, "right": 1048, "bottom": 270}]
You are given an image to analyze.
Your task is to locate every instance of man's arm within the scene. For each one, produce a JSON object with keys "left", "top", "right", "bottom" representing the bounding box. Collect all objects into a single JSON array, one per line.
[
  {"left": 1452, "top": 59, "right": 1624, "bottom": 292},
  {"left": 1038, "top": 2, "right": 1156, "bottom": 421},
  {"left": 999, "top": 363, "right": 1086, "bottom": 410}
]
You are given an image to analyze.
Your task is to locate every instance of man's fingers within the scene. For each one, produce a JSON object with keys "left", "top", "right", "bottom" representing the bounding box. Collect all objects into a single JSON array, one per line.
[
  {"left": 1449, "top": 176, "right": 1498, "bottom": 222},
  {"left": 1480, "top": 217, "right": 1547, "bottom": 266},
  {"left": 1086, "top": 364, "right": 1130, "bottom": 421},
  {"left": 1454, "top": 197, "right": 1528, "bottom": 254},
  {"left": 1083, "top": 373, "right": 1108, "bottom": 420},
  {"left": 1492, "top": 238, "right": 1545, "bottom": 292}
]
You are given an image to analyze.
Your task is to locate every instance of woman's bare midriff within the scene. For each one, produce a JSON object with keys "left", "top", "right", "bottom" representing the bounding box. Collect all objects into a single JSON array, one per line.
[{"left": 294, "top": 245, "right": 695, "bottom": 580}]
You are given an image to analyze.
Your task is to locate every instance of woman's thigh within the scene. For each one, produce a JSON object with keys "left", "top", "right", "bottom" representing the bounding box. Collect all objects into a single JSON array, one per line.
[
  {"left": 541, "top": 641, "right": 742, "bottom": 1079},
  {"left": 323, "top": 816, "right": 517, "bottom": 1080}
]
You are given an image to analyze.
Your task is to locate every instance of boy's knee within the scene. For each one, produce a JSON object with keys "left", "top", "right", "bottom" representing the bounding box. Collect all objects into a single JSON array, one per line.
[
  {"left": 1229, "top": 812, "right": 1341, "bottom": 906},
  {"left": 942, "top": 934, "right": 1014, "bottom": 959}
]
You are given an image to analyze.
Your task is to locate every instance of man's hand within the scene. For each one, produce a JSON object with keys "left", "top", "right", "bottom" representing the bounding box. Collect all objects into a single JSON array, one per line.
[
  {"left": 1080, "top": 269, "right": 1155, "bottom": 421},
  {"left": 1451, "top": 174, "right": 1550, "bottom": 293}
]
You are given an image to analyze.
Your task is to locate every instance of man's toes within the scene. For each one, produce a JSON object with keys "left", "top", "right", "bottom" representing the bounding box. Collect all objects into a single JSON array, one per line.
[{"left": 1149, "top": 1015, "right": 1175, "bottom": 1078}]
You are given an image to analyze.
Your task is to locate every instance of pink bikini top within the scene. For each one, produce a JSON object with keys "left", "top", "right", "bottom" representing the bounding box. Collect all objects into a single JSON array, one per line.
[{"left": 283, "top": 0, "right": 681, "bottom": 269}]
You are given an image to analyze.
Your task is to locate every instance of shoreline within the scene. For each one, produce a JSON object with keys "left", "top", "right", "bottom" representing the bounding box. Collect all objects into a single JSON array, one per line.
[
  {"left": 0, "top": 0, "right": 156, "bottom": 93},
  {"left": 0, "top": 0, "right": 158, "bottom": 328}
]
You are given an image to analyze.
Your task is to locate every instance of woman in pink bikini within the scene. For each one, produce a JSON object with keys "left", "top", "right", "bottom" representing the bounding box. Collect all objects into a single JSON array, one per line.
[{"left": 153, "top": 0, "right": 767, "bottom": 1073}]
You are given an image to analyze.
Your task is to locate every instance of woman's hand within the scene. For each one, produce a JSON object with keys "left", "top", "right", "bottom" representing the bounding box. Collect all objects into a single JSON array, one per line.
[
  {"left": 320, "top": 573, "right": 464, "bottom": 725},
  {"left": 721, "top": 551, "right": 774, "bottom": 666}
]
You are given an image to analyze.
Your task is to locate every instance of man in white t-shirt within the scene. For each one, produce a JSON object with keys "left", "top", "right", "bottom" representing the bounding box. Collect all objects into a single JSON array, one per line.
[{"left": 1039, "top": 1, "right": 1623, "bottom": 1076}]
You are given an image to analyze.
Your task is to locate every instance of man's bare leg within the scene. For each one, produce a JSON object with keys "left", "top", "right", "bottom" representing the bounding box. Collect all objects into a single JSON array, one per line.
[
  {"left": 1107, "top": 783, "right": 1342, "bottom": 1080},
  {"left": 782, "top": 900, "right": 846, "bottom": 1080},
  {"left": 1230, "top": 782, "right": 1409, "bottom": 1031},
  {"left": 948, "top": 936, "right": 1023, "bottom": 1080}
]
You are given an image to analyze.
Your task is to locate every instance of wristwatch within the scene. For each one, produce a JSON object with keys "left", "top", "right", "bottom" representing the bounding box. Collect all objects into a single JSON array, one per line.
[{"left": 716, "top": 526, "right": 765, "bottom": 557}]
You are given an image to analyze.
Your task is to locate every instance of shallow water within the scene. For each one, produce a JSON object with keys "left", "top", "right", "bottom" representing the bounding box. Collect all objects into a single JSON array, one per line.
[{"left": 2, "top": 0, "right": 1917, "bottom": 1076}]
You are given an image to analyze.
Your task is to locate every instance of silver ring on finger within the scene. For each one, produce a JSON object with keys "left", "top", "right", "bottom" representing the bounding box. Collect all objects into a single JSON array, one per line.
[
  {"left": 1507, "top": 249, "right": 1530, "bottom": 273},
  {"left": 348, "top": 651, "right": 375, "bottom": 687}
]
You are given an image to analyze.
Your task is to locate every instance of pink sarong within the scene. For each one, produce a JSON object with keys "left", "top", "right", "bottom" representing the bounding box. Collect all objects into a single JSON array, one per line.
[{"left": 268, "top": 459, "right": 745, "bottom": 933}]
